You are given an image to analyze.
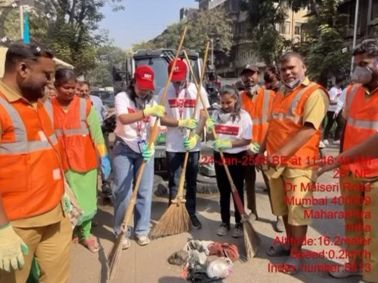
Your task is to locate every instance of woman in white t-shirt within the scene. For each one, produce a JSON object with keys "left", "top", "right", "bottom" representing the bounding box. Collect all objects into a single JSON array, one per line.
[
  {"left": 207, "top": 85, "right": 252, "bottom": 238},
  {"left": 112, "top": 65, "right": 165, "bottom": 249}
]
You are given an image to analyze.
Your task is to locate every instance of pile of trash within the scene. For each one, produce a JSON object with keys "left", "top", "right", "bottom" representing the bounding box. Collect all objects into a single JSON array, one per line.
[{"left": 168, "top": 239, "right": 239, "bottom": 282}]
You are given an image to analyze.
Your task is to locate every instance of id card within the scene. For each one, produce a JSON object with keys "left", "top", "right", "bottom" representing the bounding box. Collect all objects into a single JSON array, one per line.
[{"left": 137, "top": 140, "right": 147, "bottom": 153}]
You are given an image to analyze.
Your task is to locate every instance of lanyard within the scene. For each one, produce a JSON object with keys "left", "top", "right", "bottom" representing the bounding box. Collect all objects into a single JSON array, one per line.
[{"left": 175, "top": 85, "right": 189, "bottom": 120}]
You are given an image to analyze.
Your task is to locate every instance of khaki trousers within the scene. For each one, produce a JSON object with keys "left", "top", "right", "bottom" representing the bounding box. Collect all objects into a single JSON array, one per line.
[
  {"left": 0, "top": 217, "right": 72, "bottom": 283},
  {"left": 340, "top": 175, "right": 378, "bottom": 282}
]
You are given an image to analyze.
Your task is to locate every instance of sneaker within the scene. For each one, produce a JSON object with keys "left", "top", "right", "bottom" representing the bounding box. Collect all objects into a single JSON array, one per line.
[
  {"left": 136, "top": 235, "right": 150, "bottom": 246},
  {"left": 319, "top": 141, "right": 325, "bottom": 148},
  {"left": 122, "top": 237, "right": 131, "bottom": 250},
  {"left": 217, "top": 223, "right": 230, "bottom": 236},
  {"left": 333, "top": 139, "right": 340, "bottom": 145},
  {"left": 190, "top": 215, "right": 202, "bottom": 230},
  {"left": 323, "top": 139, "right": 329, "bottom": 146},
  {"left": 274, "top": 217, "right": 284, "bottom": 233},
  {"left": 329, "top": 264, "right": 362, "bottom": 278},
  {"left": 232, "top": 223, "right": 243, "bottom": 238}
]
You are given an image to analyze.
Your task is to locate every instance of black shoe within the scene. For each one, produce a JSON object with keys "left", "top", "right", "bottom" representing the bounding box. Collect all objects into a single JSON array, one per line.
[{"left": 190, "top": 214, "right": 202, "bottom": 229}]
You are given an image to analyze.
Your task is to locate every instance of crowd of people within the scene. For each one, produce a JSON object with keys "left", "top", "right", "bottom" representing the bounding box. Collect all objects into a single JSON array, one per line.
[{"left": 0, "top": 38, "right": 377, "bottom": 283}]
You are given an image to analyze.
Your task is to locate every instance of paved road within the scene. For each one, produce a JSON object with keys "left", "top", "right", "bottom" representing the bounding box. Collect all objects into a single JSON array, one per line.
[{"left": 70, "top": 146, "right": 362, "bottom": 283}]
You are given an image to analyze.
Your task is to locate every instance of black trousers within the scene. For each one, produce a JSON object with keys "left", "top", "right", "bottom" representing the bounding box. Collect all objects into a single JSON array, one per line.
[
  {"left": 323, "top": 111, "right": 345, "bottom": 140},
  {"left": 214, "top": 151, "right": 246, "bottom": 225}
]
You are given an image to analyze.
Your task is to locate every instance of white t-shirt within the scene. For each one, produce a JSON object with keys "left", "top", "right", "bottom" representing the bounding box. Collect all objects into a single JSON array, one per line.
[
  {"left": 211, "top": 109, "right": 252, "bottom": 154},
  {"left": 328, "top": 86, "right": 343, "bottom": 112},
  {"left": 158, "top": 82, "right": 210, "bottom": 152},
  {"left": 115, "top": 91, "right": 157, "bottom": 153}
]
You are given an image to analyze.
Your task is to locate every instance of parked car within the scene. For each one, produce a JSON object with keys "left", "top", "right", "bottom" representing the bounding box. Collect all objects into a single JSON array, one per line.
[{"left": 91, "top": 90, "right": 115, "bottom": 108}]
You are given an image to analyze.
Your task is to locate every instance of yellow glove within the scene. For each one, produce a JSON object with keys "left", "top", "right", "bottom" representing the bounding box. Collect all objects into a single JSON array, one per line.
[
  {"left": 214, "top": 139, "right": 232, "bottom": 150},
  {"left": 184, "top": 134, "right": 200, "bottom": 151},
  {"left": 0, "top": 224, "right": 29, "bottom": 272},
  {"left": 249, "top": 142, "right": 260, "bottom": 154},
  {"left": 143, "top": 104, "right": 165, "bottom": 117},
  {"left": 178, "top": 118, "right": 198, "bottom": 130},
  {"left": 206, "top": 117, "right": 215, "bottom": 132}
]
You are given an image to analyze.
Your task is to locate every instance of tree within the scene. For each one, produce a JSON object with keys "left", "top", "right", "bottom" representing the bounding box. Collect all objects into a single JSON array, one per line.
[
  {"left": 135, "top": 8, "right": 233, "bottom": 57},
  {"left": 293, "top": 0, "right": 350, "bottom": 84},
  {"left": 1, "top": 0, "right": 125, "bottom": 74},
  {"left": 86, "top": 45, "right": 127, "bottom": 87},
  {"left": 241, "top": 0, "right": 291, "bottom": 65}
]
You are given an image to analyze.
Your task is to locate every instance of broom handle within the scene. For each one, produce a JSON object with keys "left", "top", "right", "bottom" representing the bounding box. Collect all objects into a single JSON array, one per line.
[
  {"left": 185, "top": 53, "right": 247, "bottom": 217},
  {"left": 174, "top": 44, "right": 210, "bottom": 200},
  {"left": 120, "top": 26, "right": 188, "bottom": 229}
]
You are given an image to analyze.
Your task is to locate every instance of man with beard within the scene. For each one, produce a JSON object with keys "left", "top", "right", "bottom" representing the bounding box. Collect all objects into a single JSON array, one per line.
[
  {"left": 321, "top": 39, "right": 378, "bottom": 283},
  {"left": 159, "top": 59, "right": 209, "bottom": 229},
  {"left": 0, "top": 43, "right": 71, "bottom": 282},
  {"left": 239, "top": 64, "right": 283, "bottom": 231},
  {"left": 262, "top": 52, "right": 328, "bottom": 275}
]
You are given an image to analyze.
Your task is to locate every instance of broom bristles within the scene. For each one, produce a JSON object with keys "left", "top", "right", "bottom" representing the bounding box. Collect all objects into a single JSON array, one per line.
[
  {"left": 242, "top": 217, "right": 260, "bottom": 260},
  {"left": 150, "top": 201, "right": 191, "bottom": 239}
]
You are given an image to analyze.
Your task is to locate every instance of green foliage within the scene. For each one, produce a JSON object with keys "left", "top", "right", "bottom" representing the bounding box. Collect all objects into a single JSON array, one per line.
[
  {"left": 86, "top": 45, "right": 127, "bottom": 87},
  {"left": 136, "top": 8, "right": 233, "bottom": 57},
  {"left": 295, "top": 0, "right": 350, "bottom": 84},
  {"left": 1, "top": 0, "right": 125, "bottom": 74},
  {"left": 241, "top": 0, "right": 290, "bottom": 65}
]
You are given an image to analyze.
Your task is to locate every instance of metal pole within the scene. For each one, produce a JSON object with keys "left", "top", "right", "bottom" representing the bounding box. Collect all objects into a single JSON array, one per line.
[
  {"left": 351, "top": 0, "right": 360, "bottom": 74},
  {"left": 19, "top": 4, "right": 24, "bottom": 40}
]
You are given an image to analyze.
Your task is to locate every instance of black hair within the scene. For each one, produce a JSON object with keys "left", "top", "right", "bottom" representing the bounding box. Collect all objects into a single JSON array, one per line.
[
  {"left": 264, "top": 65, "right": 280, "bottom": 83},
  {"left": 5, "top": 42, "right": 53, "bottom": 71},
  {"left": 219, "top": 85, "right": 241, "bottom": 122},
  {"left": 353, "top": 39, "right": 378, "bottom": 57},
  {"left": 54, "top": 68, "right": 76, "bottom": 87},
  {"left": 126, "top": 78, "right": 153, "bottom": 108},
  {"left": 279, "top": 52, "right": 305, "bottom": 65}
]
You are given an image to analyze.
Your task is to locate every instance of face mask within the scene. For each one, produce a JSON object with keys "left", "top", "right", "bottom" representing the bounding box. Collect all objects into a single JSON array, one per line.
[
  {"left": 351, "top": 66, "right": 373, "bottom": 85},
  {"left": 285, "top": 79, "right": 300, "bottom": 90}
]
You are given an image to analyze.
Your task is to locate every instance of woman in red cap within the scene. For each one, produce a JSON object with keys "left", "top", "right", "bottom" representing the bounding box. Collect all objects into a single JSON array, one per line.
[{"left": 112, "top": 65, "right": 165, "bottom": 249}]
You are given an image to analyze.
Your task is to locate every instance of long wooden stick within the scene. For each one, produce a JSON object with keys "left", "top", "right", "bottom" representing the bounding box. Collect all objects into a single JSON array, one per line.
[
  {"left": 185, "top": 49, "right": 247, "bottom": 216},
  {"left": 174, "top": 43, "right": 210, "bottom": 201},
  {"left": 107, "top": 26, "right": 188, "bottom": 281}
]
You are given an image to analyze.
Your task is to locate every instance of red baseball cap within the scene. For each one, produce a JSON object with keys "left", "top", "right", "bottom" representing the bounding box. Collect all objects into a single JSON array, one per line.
[
  {"left": 134, "top": 65, "right": 155, "bottom": 90},
  {"left": 168, "top": 59, "right": 187, "bottom": 82}
]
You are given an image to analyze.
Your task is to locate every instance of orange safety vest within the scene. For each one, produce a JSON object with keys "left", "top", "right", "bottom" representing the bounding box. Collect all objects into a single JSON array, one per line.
[
  {"left": 266, "top": 82, "right": 325, "bottom": 168},
  {"left": 343, "top": 84, "right": 378, "bottom": 177},
  {"left": 46, "top": 96, "right": 98, "bottom": 172},
  {"left": 241, "top": 87, "right": 275, "bottom": 144},
  {"left": 0, "top": 92, "right": 64, "bottom": 221}
]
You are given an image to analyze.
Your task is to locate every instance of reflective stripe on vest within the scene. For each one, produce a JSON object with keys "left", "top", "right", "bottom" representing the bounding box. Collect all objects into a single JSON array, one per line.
[
  {"left": 271, "top": 83, "right": 317, "bottom": 123},
  {"left": 0, "top": 97, "right": 58, "bottom": 154},
  {"left": 251, "top": 89, "right": 271, "bottom": 125},
  {"left": 53, "top": 98, "right": 89, "bottom": 137},
  {"left": 347, "top": 117, "right": 378, "bottom": 130}
]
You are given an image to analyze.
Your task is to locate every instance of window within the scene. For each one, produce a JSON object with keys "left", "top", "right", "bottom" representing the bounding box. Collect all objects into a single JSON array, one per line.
[
  {"left": 295, "top": 23, "right": 301, "bottom": 35},
  {"left": 371, "top": 0, "right": 378, "bottom": 22},
  {"left": 285, "top": 22, "right": 291, "bottom": 34}
]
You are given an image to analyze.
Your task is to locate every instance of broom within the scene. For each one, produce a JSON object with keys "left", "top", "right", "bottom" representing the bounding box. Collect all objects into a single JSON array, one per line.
[
  {"left": 184, "top": 52, "right": 260, "bottom": 260},
  {"left": 150, "top": 43, "right": 210, "bottom": 239},
  {"left": 107, "top": 26, "right": 188, "bottom": 281}
]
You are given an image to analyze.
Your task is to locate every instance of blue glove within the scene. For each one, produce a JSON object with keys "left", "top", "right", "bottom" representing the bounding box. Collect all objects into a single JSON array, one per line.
[
  {"left": 101, "top": 155, "right": 111, "bottom": 179},
  {"left": 141, "top": 143, "right": 155, "bottom": 161}
]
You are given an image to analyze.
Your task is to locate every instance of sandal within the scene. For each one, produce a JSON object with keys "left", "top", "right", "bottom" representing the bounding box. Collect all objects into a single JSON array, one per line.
[
  {"left": 281, "top": 257, "right": 301, "bottom": 275},
  {"left": 266, "top": 244, "right": 290, "bottom": 257},
  {"left": 81, "top": 235, "right": 100, "bottom": 253}
]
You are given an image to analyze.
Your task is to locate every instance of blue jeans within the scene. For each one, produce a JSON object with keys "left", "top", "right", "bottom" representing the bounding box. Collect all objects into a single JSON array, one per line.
[
  {"left": 166, "top": 151, "right": 199, "bottom": 216},
  {"left": 112, "top": 138, "right": 154, "bottom": 237}
]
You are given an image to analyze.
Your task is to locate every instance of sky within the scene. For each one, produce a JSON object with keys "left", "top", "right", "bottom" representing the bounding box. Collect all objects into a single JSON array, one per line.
[{"left": 100, "top": 0, "right": 198, "bottom": 49}]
